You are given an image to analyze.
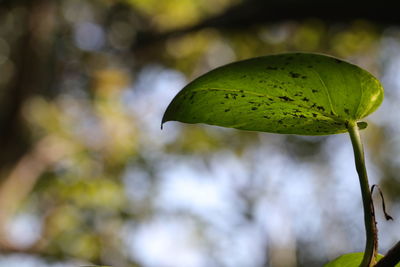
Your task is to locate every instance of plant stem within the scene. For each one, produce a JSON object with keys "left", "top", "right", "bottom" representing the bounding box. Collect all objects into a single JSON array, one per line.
[{"left": 347, "top": 121, "right": 378, "bottom": 267}]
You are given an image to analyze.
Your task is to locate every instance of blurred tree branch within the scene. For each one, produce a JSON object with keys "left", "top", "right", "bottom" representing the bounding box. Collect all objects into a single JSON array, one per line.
[
  {"left": 0, "top": 136, "right": 67, "bottom": 252},
  {"left": 132, "top": 0, "right": 398, "bottom": 50},
  {"left": 0, "top": 0, "right": 58, "bottom": 174}
]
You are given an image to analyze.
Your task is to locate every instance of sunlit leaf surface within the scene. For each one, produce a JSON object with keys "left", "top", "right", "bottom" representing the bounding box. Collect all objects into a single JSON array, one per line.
[{"left": 163, "top": 53, "right": 383, "bottom": 135}]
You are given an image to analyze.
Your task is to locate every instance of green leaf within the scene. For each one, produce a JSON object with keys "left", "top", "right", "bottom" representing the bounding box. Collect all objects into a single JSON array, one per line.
[
  {"left": 324, "top": 252, "right": 400, "bottom": 267},
  {"left": 162, "top": 53, "right": 383, "bottom": 135}
]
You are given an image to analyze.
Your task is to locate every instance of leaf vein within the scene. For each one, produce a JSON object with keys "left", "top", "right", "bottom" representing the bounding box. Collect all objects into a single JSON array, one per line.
[
  {"left": 354, "top": 71, "right": 363, "bottom": 118},
  {"left": 311, "top": 69, "right": 337, "bottom": 115}
]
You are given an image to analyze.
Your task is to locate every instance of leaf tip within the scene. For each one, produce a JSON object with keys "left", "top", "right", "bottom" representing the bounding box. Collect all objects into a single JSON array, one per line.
[
  {"left": 161, "top": 113, "right": 168, "bottom": 130},
  {"left": 161, "top": 116, "right": 169, "bottom": 130}
]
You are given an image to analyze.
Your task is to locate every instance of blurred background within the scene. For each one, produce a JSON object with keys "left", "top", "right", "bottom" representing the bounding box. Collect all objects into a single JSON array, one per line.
[{"left": 0, "top": 0, "right": 400, "bottom": 266}]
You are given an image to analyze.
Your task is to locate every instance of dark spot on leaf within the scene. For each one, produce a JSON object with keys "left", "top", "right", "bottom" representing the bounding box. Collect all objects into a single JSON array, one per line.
[
  {"left": 239, "top": 90, "right": 244, "bottom": 93},
  {"left": 224, "top": 109, "right": 230, "bottom": 112},
  {"left": 224, "top": 94, "right": 229, "bottom": 99},
  {"left": 312, "top": 89, "right": 318, "bottom": 93},
  {"left": 278, "top": 120, "right": 283, "bottom": 124},
  {"left": 252, "top": 107, "right": 258, "bottom": 111},
  {"left": 311, "top": 103, "right": 317, "bottom": 108},
  {"left": 330, "top": 111, "right": 335, "bottom": 116},
  {"left": 263, "top": 115, "right": 270, "bottom": 119},
  {"left": 312, "top": 113, "right": 317, "bottom": 117},
  {"left": 317, "top": 106, "right": 325, "bottom": 111},
  {"left": 279, "top": 96, "right": 294, "bottom": 101},
  {"left": 344, "top": 108, "right": 350, "bottom": 115},
  {"left": 266, "top": 66, "right": 278, "bottom": 70},
  {"left": 301, "top": 76, "right": 307, "bottom": 79},
  {"left": 302, "top": 97, "right": 309, "bottom": 102},
  {"left": 268, "top": 98, "right": 273, "bottom": 101},
  {"left": 241, "top": 95, "right": 246, "bottom": 97},
  {"left": 299, "top": 115, "right": 306, "bottom": 118},
  {"left": 289, "top": 71, "right": 301, "bottom": 78},
  {"left": 293, "top": 109, "right": 301, "bottom": 113}
]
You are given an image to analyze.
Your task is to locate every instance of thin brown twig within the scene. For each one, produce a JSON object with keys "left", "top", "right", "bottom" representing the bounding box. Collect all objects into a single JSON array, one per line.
[{"left": 371, "top": 184, "right": 393, "bottom": 221}]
